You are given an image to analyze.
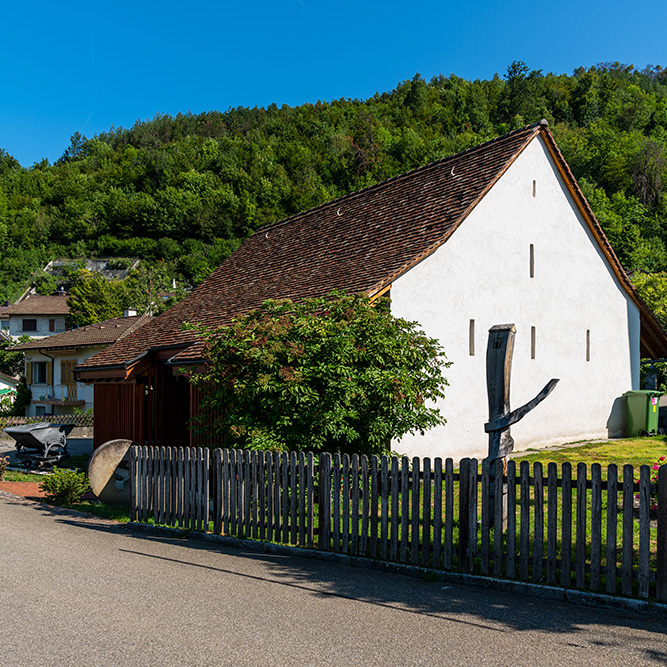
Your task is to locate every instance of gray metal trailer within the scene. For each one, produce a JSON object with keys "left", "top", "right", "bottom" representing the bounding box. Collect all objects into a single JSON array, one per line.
[{"left": 4, "top": 422, "right": 75, "bottom": 469}]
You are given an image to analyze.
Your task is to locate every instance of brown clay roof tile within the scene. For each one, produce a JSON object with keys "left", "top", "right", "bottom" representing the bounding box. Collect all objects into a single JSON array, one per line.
[
  {"left": 11, "top": 315, "right": 152, "bottom": 351},
  {"left": 4, "top": 295, "right": 70, "bottom": 316}
]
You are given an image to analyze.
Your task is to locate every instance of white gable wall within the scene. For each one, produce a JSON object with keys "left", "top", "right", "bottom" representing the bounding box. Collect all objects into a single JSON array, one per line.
[{"left": 391, "top": 136, "right": 640, "bottom": 461}]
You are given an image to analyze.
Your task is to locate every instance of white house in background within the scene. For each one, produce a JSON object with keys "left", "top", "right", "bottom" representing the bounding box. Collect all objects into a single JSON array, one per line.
[
  {"left": 1, "top": 294, "right": 70, "bottom": 340},
  {"left": 76, "top": 121, "right": 667, "bottom": 459},
  {"left": 11, "top": 314, "right": 151, "bottom": 417}
]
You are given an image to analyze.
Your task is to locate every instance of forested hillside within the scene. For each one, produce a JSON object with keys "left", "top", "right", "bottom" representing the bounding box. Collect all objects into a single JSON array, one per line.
[{"left": 1, "top": 61, "right": 666, "bottom": 317}]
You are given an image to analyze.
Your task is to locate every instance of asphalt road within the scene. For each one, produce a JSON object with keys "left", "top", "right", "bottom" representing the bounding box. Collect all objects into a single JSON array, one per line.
[{"left": 1, "top": 493, "right": 666, "bottom": 667}]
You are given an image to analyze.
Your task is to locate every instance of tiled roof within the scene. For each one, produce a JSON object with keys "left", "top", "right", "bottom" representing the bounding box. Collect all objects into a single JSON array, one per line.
[
  {"left": 3, "top": 295, "right": 70, "bottom": 316},
  {"left": 11, "top": 315, "right": 152, "bottom": 351},
  {"left": 0, "top": 370, "right": 18, "bottom": 385},
  {"left": 77, "top": 120, "right": 667, "bottom": 371}
]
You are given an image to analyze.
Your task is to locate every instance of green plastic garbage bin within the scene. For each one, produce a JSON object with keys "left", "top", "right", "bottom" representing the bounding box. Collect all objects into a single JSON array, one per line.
[{"left": 623, "top": 390, "right": 663, "bottom": 437}]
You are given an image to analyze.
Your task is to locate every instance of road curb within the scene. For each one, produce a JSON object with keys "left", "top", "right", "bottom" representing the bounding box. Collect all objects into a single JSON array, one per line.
[{"left": 127, "top": 522, "right": 667, "bottom": 617}]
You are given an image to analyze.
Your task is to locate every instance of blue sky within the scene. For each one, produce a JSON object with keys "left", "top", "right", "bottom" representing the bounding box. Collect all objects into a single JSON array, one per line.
[{"left": 1, "top": 1, "right": 664, "bottom": 166}]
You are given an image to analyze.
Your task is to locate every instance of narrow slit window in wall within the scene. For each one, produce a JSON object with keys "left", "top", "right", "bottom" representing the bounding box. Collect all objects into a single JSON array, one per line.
[
  {"left": 530, "top": 244, "right": 534, "bottom": 278},
  {"left": 469, "top": 319, "right": 475, "bottom": 356},
  {"left": 532, "top": 180, "right": 536, "bottom": 197},
  {"left": 586, "top": 329, "right": 590, "bottom": 362},
  {"left": 531, "top": 326, "right": 536, "bottom": 359}
]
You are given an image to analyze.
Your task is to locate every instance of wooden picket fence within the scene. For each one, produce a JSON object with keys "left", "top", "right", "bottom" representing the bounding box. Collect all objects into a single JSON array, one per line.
[{"left": 130, "top": 446, "right": 667, "bottom": 602}]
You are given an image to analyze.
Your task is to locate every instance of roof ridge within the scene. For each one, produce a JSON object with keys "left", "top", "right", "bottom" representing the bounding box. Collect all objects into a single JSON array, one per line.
[
  {"left": 252, "top": 120, "right": 546, "bottom": 237},
  {"left": 118, "top": 314, "right": 152, "bottom": 340}
]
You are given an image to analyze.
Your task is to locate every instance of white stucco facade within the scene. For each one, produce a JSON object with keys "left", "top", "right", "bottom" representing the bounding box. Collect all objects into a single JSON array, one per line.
[
  {"left": 391, "top": 136, "right": 640, "bottom": 461},
  {"left": 24, "top": 347, "right": 100, "bottom": 417},
  {"left": 7, "top": 314, "right": 67, "bottom": 340}
]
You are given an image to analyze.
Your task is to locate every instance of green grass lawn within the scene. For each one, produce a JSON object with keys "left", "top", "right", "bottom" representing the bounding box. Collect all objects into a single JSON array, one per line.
[
  {"left": 66, "top": 453, "right": 92, "bottom": 471},
  {"left": 64, "top": 501, "right": 131, "bottom": 523},
  {"left": 512, "top": 436, "right": 667, "bottom": 472},
  {"left": 2, "top": 469, "right": 46, "bottom": 482},
  {"left": 1, "top": 451, "right": 91, "bottom": 482}
]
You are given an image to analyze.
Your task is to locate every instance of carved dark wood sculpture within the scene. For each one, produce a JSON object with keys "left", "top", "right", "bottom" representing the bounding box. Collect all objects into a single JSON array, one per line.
[{"left": 485, "top": 324, "right": 559, "bottom": 462}]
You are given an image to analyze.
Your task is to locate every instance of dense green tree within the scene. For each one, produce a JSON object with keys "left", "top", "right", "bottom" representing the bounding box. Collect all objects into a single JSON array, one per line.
[
  {"left": 125, "top": 263, "right": 185, "bottom": 316},
  {"left": 187, "top": 293, "right": 450, "bottom": 455},
  {"left": 66, "top": 270, "right": 129, "bottom": 326},
  {"left": 632, "top": 271, "right": 667, "bottom": 327},
  {"left": 0, "top": 335, "right": 31, "bottom": 377}
]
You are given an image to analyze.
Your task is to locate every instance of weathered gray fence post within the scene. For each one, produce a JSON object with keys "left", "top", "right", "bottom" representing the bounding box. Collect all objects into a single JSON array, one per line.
[
  {"left": 458, "top": 458, "right": 470, "bottom": 570},
  {"left": 657, "top": 464, "right": 667, "bottom": 602},
  {"left": 319, "top": 453, "right": 331, "bottom": 550},
  {"left": 130, "top": 445, "right": 138, "bottom": 522}
]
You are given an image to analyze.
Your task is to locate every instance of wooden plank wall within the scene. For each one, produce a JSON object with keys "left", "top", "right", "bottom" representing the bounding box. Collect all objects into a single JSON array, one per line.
[
  {"left": 130, "top": 447, "right": 667, "bottom": 602},
  {"left": 93, "top": 383, "right": 144, "bottom": 449},
  {"left": 94, "top": 366, "right": 192, "bottom": 450},
  {"left": 189, "top": 383, "right": 224, "bottom": 448}
]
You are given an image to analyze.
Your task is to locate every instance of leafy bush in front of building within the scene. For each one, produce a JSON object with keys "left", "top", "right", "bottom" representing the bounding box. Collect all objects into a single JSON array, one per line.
[{"left": 188, "top": 292, "right": 451, "bottom": 456}]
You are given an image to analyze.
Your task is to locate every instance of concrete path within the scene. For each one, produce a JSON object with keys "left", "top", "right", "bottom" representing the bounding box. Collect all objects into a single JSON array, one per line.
[{"left": 1, "top": 493, "right": 666, "bottom": 667}]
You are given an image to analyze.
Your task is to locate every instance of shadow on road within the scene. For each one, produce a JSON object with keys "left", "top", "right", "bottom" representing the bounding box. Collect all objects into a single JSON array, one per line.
[{"left": 28, "top": 497, "right": 666, "bottom": 664}]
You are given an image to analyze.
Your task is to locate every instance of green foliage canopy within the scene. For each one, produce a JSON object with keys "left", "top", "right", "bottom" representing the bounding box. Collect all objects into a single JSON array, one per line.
[
  {"left": 0, "top": 335, "right": 30, "bottom": 377},
  {"left": 187, "top": 293, "right": 450, "bottom": 456},
  {"left": 66, "top": 269, "right": 129, "bottom": 326},
  {"left": 632, "top": 271, "right": 667, "bottom": 327}
]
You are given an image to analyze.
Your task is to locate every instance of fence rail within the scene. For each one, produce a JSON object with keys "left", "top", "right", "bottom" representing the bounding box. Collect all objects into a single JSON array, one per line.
[
  {"left": 1, "top": 414, "right": 93, "bottom": 428},
  {"left": 130, "top": 446, "right": 667, "bottom": 602}
]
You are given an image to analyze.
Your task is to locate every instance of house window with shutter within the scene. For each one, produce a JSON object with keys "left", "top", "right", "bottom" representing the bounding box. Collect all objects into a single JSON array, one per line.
[
  {"left": 31, "top": 362, "right": 48, "bottom": 384},
  {"left": 61, "top": 360, "right": 76, "bottom": 386},
  {"left": 22, "top": 319, "right": 37, "bottom": 332},
  {"left": 49, "top": 319, "right": 55, "bottom": 332}
]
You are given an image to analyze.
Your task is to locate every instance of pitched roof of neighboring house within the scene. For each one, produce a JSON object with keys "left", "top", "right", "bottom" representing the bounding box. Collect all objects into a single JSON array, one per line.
[
  {"left": 0, "top": 370, "right": 19, "bottom": 386},
  {"left": 76, "top": 121, "right": 667, "bottom": 375},
  {"left": 11, "top": 315, "right": 152, "bottom": 352},
  {"left": 3, "top": 295, "right": 70, "bottom": 316}
]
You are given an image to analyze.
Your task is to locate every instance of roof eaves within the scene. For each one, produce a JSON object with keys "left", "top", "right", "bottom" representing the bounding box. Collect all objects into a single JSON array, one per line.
[
  {"left": 75, "top": 341, "right": 192, "bottom": 373},
  {"left": 165, "top": 356, "right": 206, "bottom": 366},
  {"left": 13, "top": 340, "right": 103, "bottom": 352},
  {"left": 75, "top": 350, "right": 149, "bottom": 373}
]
